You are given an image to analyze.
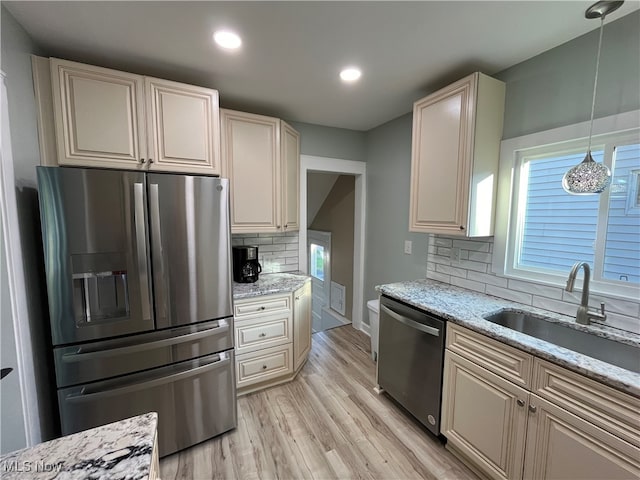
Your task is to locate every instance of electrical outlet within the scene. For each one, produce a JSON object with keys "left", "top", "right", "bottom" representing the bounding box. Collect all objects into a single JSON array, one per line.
[
  {"left": 404, "top": 240, "right": 412, "bottom": 255},
  {"left": 450, "top": 247, "right": 460, "bottom": 262}
]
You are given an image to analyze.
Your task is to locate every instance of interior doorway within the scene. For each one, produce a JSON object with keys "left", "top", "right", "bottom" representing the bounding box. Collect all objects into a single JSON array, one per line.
[{"left": 298, "top": 156, "right": 366, "bottom": 332}]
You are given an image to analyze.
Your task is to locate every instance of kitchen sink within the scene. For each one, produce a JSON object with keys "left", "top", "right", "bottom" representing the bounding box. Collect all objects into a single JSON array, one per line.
[{"left": 483, "top": 310, "right": 640, "bottom": 374}]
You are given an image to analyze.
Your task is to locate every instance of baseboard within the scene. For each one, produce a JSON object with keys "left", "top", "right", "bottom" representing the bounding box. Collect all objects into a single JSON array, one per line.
[{"left": 360, "top": 322, "right": 371, "bottom": 337}]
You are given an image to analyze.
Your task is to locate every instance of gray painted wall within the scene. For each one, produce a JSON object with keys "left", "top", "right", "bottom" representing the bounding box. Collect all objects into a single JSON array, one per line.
[
  {"left": 497, "top": 10, "right": 640, "bottom": 139},
  {"left": 1, "top": 6, "right": 57, "bottom": 443},
  {"left": 287, "top": 121, "right": 367, "bottom": 162},
  {"left": 363, "top": 113, "right": 430, "bottom": 308}
]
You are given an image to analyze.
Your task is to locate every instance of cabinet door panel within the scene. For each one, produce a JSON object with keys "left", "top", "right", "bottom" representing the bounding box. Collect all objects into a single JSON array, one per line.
[
  {"left": 442, "top": 350, "right": 528, "bottom": 480},
  {"left": 222, "top": 111, "right": 280, "bottom": 233},
  {"left": 50, "top": 59, "right": 145, "bottom": 168},
  {"left": 409, "top": 77, "right": 474, "bottom": 234},
  {"left": 146, "top": 78, "right": 219, "bottom": 174},
  {"left": 524, "top": 395, "right": 640, "bottom": 480},
  {"left": 293, "top": 283, "right": 312, "bottom": 371},
  {"left": 281, "top": 121, "right": 300, "bottom": 232}
]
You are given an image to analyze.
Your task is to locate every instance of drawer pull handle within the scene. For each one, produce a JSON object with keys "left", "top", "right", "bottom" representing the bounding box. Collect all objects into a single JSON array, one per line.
[
  {"left": 262, "top": 365, "right": 267, "bottom": 370},
  {"left": 259, "top": 333, "right": 266, "bottom": 337},
  {"left": 528, "top": 404, "right": 537, "bottom": 413},
  {"left": 517, "top": 399, "right": 525, "bottom": 407}
]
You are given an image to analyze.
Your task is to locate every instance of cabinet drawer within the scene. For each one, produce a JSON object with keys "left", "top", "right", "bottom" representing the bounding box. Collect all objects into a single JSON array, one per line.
[
  {"left": 236, "top": 344, "right": 293, "bottom": 388},
  {"left": 447, "top": 323, "right": 534, "bottom": 389},
  {"left": 234, "top": 294, "right": 291, "bottom": 319},
  {"left": 235, "top": 314, "right": 292, "bottom": 355},
  {"left": 533, "top": 358, "right": 640, "bottom": 448}
]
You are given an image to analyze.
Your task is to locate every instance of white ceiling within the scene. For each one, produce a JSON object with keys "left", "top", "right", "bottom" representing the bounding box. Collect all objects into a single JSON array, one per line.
[{"left": 4, "top": 1, "right": 639, "bottom": 131}]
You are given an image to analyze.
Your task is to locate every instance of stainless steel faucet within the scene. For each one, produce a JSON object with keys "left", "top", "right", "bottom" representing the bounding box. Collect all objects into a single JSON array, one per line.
[{"left": 565, "top": 262, "right": 606, "bottom": 325}]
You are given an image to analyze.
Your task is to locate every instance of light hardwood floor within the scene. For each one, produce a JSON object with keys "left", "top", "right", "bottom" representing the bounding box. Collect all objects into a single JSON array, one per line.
[{"left": 160, "top": 325, "right": 478, "bottom": 480}]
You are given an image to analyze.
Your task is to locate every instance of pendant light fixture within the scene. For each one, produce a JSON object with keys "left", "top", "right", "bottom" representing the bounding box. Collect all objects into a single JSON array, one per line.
[{"left": 562, "top": 0, "right": 623, "bottom": 195}]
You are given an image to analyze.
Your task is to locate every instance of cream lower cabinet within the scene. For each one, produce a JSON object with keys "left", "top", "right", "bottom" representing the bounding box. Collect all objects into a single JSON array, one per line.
[
  {"left": 234, "top": 285, "right": 311, "bottom": 395},
  {"left": 220, "top": 109, "right": 299, "bottom": 234},
  {"left": 37, "top": 57, "right": 220, "bottom": 174},
  {"left": 442, "top": 323, "right": 640, "bottom": 480},
  {"left": 293, "top": 283, "right": 312, "bottom": 371}
]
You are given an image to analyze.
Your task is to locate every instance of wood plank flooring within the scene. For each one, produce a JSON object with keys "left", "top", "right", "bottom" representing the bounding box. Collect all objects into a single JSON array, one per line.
[{"left": 160, "top": 326, "right": 478, "bottom": 480}]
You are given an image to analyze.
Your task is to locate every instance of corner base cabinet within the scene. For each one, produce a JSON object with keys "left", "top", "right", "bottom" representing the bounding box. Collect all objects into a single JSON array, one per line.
[
  {"left": 234, "top": 284, "right": 311, "bottom": 395},
  {"left": 409, "top": 72, "right": 505, "bottom": 236},
  {"left": 441, "top": 323, "right": 640, "bottom": 480}
]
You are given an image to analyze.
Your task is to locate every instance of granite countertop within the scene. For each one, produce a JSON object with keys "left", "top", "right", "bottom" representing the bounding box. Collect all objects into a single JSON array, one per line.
[
  {"left": 233, "top": 272, "right": 311, "bottom": 300},
  {"left": 377, "top": 279, "right": 640, "bottom": 397},
  {"left": 0, "top": 412, "right": 157, "bottom": 479}
]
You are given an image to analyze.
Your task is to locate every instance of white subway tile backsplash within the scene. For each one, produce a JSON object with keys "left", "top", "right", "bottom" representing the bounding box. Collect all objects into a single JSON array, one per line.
[
  {"left": 450, "top": 276, "right": 486, "bottom": 293},
  {"left": 452, "top": 239, "right": 490, "bottom": 253},
  {"left": 427, "top": 234, "right": 639, "bottom": 334},
  {"left": 435, "top": 264, "right": 467, "bottom": 279},
  {"left": 467, "top": 271, "right": 508, "bottom": 288},
  {"left": 233, "top": 232, "right": 299, "bottom": 274},
  {"left": 486, "top": 285, "right": 533, "bottom": 305},
  {"left": 427, "top": 270, "right": 451, "bottom": 283},
  {"left": 507, "top": 278, "right": 563, "bottom": 300}
]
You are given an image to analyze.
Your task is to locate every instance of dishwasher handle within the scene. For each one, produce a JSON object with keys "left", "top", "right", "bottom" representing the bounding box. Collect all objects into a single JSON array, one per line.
[{"left": 381, "top": 304, "right": 440, "bottom": 337}]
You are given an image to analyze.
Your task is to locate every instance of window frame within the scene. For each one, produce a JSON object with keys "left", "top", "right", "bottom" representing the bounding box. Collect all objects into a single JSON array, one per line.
[{"left": 493, "top": 110, "right": 640, "bottom": 301}]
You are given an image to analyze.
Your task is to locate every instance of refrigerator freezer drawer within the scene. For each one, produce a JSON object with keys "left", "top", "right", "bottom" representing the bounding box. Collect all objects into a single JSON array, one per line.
[
  {"left": 55, "top": 317, "right": 234, "bottom": 388},
  {"left": 58, "top": 350, "right": 237, "bottom": 457}
]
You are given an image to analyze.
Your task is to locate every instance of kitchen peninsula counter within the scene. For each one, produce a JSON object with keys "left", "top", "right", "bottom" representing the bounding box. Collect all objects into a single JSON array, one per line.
[
  {"left": 377, "top": 279, "right": 640, "bottom": 397},
  {"left": 233, "top": 272, "right": 311, "bottom": 300},
  {"left": 0, "top": 412, "right": 158, "bottom": 479}
]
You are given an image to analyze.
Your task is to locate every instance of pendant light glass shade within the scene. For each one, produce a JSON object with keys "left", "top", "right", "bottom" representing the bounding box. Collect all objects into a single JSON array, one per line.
[
  {"left": 562, "top": 0, "right": 622, "bottom": 195},
  {"left": 562, "top": 151, "right": 611, "bottom": 194}
]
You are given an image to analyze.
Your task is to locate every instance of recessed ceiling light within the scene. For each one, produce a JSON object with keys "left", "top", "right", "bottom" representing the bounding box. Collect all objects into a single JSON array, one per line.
[
  {"left": 340, "top": 67, "right": 362, "bottom": 83},
  {"left": 214, "top": 30, "right": 242, "bottom": 50}
]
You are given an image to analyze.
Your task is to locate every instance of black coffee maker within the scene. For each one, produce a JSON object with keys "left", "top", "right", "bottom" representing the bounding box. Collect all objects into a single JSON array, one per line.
[{"left": 232, "top": 246, "right": 262, "bottom": 283}]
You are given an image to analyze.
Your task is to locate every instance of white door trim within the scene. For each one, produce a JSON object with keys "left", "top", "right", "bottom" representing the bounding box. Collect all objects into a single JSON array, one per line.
[
  {"left": 0, "top": 70, "right": 40, "bottom": 446},
  {"left": 299, "top": 155, "right": 366, "bottom": 332}
]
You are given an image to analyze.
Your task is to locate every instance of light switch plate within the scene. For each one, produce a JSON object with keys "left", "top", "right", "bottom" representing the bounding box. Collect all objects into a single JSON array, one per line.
[{"left": 404, "top": 240, "right": 412, "bottom": 255}]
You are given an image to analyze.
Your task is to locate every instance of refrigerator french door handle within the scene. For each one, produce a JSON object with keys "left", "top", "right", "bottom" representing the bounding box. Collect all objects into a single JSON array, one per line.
[
  {"left": 380, "top": 304, "right": 440, "bottom": 337},
  {"left": 62, "top": 320, "right": 230, "bottom": 362},
  {"left": 65, "top": 353, "right": 231, "bottom": 402},
  {"left": 133, "top": 182, "right": 151, "bottom": 322},
  {"left": 148, "top": 183, "right": 168, "bottom": 322}
]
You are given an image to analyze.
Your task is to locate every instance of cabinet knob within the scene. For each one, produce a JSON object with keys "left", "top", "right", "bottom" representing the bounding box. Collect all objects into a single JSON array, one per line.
[
  {"left": 259, "top": 306, "right": 266, "bottom": 311},
  {"left": 140, "top": 158, "right": 146, "bottom": 164},
  {"left": 149, "top": 158, "right": 154, "bottom": 164},
  {"left": 295, "top": 296, "right": 300, "bottom": 301},
  {"left": 262, "top": 365, "right": 267, "bottom": 370},
  {"left": 459, "top": 225, "right": 465, "bottom": 230},
  {"left": 528, "top": 404, "right": 537, "bottom": 413},
  {"left": 276, "top": 225, "right": 281, "bottom": 229},
  {"left": 517, "top": 399, "right": 525, "bottom": 407},
  {"left": 284, "top": 224, "right": 288, "bottom": 229},
  {"left": 259, "top": 333, "right": 266, "bottom": 337}
]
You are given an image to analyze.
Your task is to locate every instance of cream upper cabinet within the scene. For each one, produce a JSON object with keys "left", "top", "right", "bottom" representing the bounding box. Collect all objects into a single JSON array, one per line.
[
  {"left": 47, "top": 58, "right": 220, "bottom": 174},
  {"left": 221, "top": 109, "right": 300, "bottom": 234},
  {"left": 442, "top": 324, "right": 640, "bottom": 480},
  {"left": 50, "top": 58, "right": 147, "bottom": 169},
  {"left": 293, "top": 283, "right": 312, "bottom": 371},
  {"left": 442, "top": 350, "right": 529, "bottom": 480},
  {"left": 145, "top": 77, "right": 220, "bottom": 174},
  {"left": 409, "top": 72, "right": 505, "bottom": 236}
]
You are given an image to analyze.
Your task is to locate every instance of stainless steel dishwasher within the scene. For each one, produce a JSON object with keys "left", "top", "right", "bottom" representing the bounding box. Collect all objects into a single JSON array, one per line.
[{"left": 376, "top": 295, "right": 446, "bottom": 437}]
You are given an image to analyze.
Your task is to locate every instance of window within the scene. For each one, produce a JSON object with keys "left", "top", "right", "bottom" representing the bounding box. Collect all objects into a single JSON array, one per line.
[
  {"left": 496, "top": 112, "right": 640, "bottom": 300},
  {"left": 310, "top": 243, "right": 325, "bottom": 280}
]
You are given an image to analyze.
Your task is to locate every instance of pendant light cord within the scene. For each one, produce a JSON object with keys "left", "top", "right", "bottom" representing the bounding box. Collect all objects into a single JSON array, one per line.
[{"left": 587, "top": 15, "right": 605, "bottom": 153}]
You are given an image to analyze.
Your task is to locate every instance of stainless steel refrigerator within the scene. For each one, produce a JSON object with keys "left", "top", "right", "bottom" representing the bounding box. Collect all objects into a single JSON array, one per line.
[{"left": 37, "top": 166, "right": 236, "bottom": 457}]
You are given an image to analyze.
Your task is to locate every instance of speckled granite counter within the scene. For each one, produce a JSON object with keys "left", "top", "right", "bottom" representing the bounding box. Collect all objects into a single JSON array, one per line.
[
  {"left": 377, "top": 279, "right": 640, "bottom": 397},
  {"left": 0, "top": 413, "right": 157, "bottom": 479},
  {"left": 233, "top": 272, "right": 311, "bottom": 300}
]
